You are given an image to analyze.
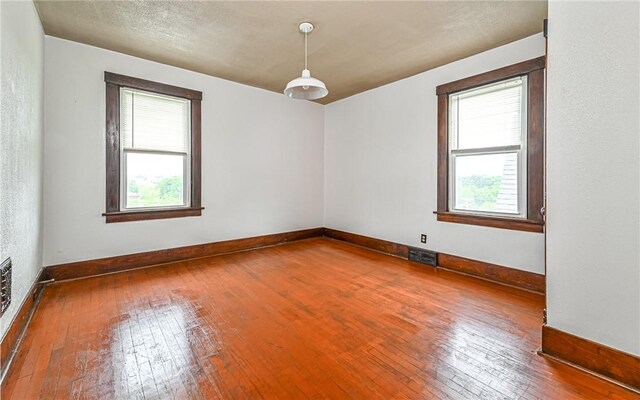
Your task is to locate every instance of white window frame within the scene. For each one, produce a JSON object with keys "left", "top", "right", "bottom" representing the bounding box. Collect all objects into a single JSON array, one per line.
[
  {"left": 119, "top": 87, "right": 192, "bottom": 211},
  {"left": 447, "top": 76, "right": 528, "bottom": 218}
]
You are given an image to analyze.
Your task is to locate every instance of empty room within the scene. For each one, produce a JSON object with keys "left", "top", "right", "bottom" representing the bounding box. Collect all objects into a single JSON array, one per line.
[{"left": 1, "top": 0, "right": 639, "bottom": 399}]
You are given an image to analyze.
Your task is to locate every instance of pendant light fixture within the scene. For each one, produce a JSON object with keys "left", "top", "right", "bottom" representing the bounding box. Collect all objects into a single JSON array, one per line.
[{"left": 284, "top": 22, "right": 328, "bottom": 100}]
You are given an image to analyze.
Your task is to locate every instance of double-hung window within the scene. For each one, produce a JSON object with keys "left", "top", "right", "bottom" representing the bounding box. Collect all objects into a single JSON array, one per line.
[
  {"left": 103, "top": 73, "right": 203, "bottom": 223},
  {"left": 121, "top": 89, "right": 191, "bottom": 209},
  {"left": 448, "top": 77, "right": 527, "bottom": 217},
  {"left": 436, "top": 57, "right": 545, "bottom": 232}
]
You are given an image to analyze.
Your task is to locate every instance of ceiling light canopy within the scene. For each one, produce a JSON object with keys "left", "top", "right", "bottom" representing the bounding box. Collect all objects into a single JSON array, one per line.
[{"left": 284, "top": 22, "right": 328, "bottom": 100}]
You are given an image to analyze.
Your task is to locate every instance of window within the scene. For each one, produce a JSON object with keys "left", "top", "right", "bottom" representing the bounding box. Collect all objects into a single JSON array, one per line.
[
  {"left": 103, "top": 72, "right": 203, "bottom": 223},
  {"left": 449, "top": 77, "right": 527, "bottom": 217},
  {"left": 435, "top": 57, "right": 545, "bottom": 232}
]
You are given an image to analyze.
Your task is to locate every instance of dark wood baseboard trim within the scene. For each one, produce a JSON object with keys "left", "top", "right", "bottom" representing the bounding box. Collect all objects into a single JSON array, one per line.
[
  {"left": 437, "top": 253, "right": 545, "bottom": 293},
  {"left": 541, "top": 325, "right": 640, "bottom": 392},
  {"left": 45, "top": 228, "right": 324, "bottom": 281},
  {"left": 323, "top": 228, "right": 544, "bottom": 294},
  {"left": 0, "top": 268, "right": 48, "bottom": 384},
  {"left": 323, "top": 228, "right": 409, "bottom": 258},
  {"left": 46, "top": 226, "right": 544, "bottom": 292}
]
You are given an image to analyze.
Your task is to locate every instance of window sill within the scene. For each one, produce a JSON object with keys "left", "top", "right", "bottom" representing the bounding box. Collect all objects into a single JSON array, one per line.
[
  {"left": 434, "top": 211, "right": 543, "bottom": 233},
  {"left": 103, "top": 207, "right": 203, "bottom": 223}
]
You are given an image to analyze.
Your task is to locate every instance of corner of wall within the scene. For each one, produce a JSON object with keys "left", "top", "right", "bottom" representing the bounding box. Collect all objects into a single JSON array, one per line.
[{"left": 0, "top": 0, "right": 46, "bottom": 339}]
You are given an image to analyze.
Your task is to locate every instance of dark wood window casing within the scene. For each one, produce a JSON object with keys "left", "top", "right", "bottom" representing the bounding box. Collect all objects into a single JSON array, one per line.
[
  {"left": 435, "top": 56, "right": 545, "bottom": 233},
  {"left": 103, "top": 72, "right": 203, "bottom": 223}
]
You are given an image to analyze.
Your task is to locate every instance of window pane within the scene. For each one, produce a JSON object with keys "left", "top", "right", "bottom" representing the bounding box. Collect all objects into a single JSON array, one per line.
[
  {"left": 454, "top": 153, "right": 518, "bottom": 214},
  {"left": 450, "top": 78, "right": 524, "bottom": 150},
  {"left": 125, "top": 152, "right": 185, "bottom": 208},
  {"left": 121, "top": 89, "right": 189, "bottom": 152}
]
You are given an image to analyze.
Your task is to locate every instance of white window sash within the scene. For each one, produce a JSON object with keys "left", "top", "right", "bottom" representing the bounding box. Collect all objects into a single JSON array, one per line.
[
  {"left": 448, "top": 149, "right": 526, "bottom": 217},
  {"left": 121, "top": 149, "right": 191, "bottom": 211}
]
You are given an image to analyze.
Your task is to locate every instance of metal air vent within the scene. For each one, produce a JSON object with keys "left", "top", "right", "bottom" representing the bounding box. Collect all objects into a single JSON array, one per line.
[
  {"left": 408, "top": 247, "right": 437, "bottom": 267},
  {"left": 1, "top": 258, "right": 12, "bottom": 315}
]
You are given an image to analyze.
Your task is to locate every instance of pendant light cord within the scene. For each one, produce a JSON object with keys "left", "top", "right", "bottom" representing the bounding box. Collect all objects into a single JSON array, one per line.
[{"left": 304, "top": 30, "right": 308, "bottom": 70}]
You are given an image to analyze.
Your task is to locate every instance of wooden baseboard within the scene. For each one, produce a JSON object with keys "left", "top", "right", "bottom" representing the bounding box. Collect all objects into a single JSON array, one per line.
[
  {"left": 323, "top": 228, "right": 409, "bottom": 258},
  {"left": 541, "top": 325, "right": 640, "bottom": 391},
  {"left": 46, "top": 228, "right": 324, "bottom": 281},
  {"left": 323, "top": 228, "right": 544, "bottom": 293},
  {"left": 437, "top": 253, "right": 545, "bottom": 293},
  {"left": 46, "top": 226, "right": 544, "bottom": 292},
  {"left": 0, "top": 268, "right": 47, "bottom": 383}
]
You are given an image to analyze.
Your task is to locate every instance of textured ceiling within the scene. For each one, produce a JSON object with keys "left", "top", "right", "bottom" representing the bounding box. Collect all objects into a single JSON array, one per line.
[{"left": 34, "top": 1, "right": 547, "bottom": 104}]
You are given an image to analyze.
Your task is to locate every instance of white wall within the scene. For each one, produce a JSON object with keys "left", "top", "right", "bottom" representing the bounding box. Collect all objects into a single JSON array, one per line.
[
  {"left": 324, "top": 34, "right": 546, "bottom": 274},
  {"left": 0, "top": 1, "right": 44, "bottom": 339},
  {"left": 43, "top": 37, "right": 324, "bottom": 266},
  {"left": 546, "top": 1, "right": 640, "bottom": 355}
]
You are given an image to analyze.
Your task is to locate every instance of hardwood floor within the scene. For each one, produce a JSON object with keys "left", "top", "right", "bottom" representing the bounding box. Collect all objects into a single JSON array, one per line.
[{"left": 2, "top": 238, "right": 637, "bottom": 399}]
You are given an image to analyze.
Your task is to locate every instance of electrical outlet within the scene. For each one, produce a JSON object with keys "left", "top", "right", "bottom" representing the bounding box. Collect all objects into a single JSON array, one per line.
[{"left": 420, "top": 234, "right": 427, "bottom": 244}]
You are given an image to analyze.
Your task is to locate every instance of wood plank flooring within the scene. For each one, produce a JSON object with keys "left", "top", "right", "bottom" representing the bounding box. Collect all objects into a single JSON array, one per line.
[{"left": 2, "top": 238, "right": 637, "bottom": 399}]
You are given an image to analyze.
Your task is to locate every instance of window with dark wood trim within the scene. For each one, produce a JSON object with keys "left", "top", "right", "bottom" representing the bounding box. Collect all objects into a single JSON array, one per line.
[
  {"left": 103, "top": 72, "right": 203, "bottom": 223},
  {"left": 435, "top": 57, "right": 545, "bottom": 233}
]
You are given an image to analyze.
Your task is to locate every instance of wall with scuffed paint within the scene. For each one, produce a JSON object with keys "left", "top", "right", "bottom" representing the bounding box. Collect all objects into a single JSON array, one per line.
[{"left": 0, "top": 1, "right": 45, "bottom": 339}]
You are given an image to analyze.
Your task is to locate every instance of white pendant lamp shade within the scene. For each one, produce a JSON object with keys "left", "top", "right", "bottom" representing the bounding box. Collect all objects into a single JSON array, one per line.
[
  {"left": 284, "top": 69, "right": 328, "bottom": 100},
  {"left": 284, "top": 22, "right": 328, "bottom": 100}
]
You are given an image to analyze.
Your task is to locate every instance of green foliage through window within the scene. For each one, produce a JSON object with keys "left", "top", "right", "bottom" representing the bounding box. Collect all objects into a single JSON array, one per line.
[
  {"left": 127, "top": 176, "right": 183, "bottom": 207},
  {"left": 456, "top": 175, "right": 501, "bottom": 211}
]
